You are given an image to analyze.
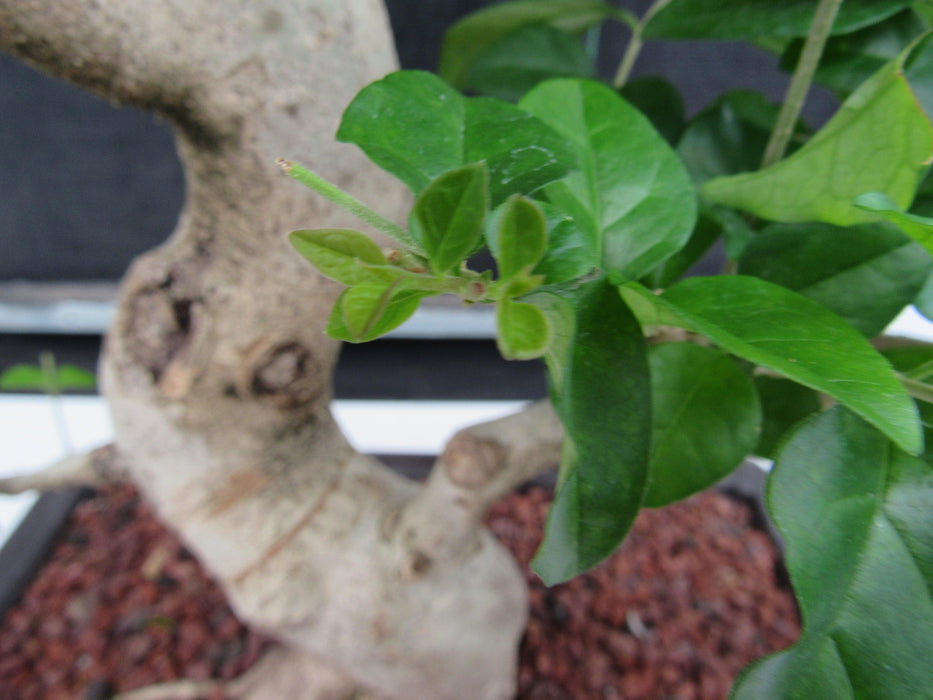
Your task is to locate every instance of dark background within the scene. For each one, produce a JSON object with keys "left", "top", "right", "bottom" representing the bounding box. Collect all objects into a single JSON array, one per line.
[{"left": 0, "top": 1, "right": 836, "bottom": 397}]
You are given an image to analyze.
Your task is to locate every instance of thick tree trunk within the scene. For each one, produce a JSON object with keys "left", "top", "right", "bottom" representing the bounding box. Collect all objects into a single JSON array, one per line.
[{"left": 0, "top": 2, "right": 530, "bottom": 698}]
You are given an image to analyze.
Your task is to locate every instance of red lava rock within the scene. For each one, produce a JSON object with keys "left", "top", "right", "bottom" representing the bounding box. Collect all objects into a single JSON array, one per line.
[{"left": 0, "top": 483, "right": 799, "bottom": 699}]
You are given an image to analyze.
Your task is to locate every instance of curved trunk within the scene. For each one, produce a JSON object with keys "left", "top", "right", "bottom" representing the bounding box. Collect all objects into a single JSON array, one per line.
[{"left": 0, "top": 2, "right": 527, "bottom": 698}]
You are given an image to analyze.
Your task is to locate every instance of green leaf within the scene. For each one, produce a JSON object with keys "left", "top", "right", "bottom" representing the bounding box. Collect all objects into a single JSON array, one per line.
[
  {"left": 439, "top": 0, "right": 617, "bottom": 89},
  {"left": 328, "top": 284, "right": 430, "bottom": 343},
  {"left": 646, "top": 0, "right": 912, "bottom": 40},
  {"left": 642, "top": 213, "right": 721, "bottom": 288},
  {"left": 855, "top": 191, "right": 933, "bottom": 256},
  {"left": 463, "top": 97, "right": 578, "bottom": 207},
  {"left": 530, "top": 278, "right": 651, "bottom": 584},
  {"left": 703, "top": 44, "right": 933, "bottom": 226},
  {"left": 622, "top": 276, "right": 922, "bottom": 454},
  {"left": 677, "top": 91, "right": 792, "bottom": 186},
  {"left": 0, "top": 365, "right": 49, "bottom": 392},
  {"left": 738, "top": 222, "right": 933, "bottom": 336},
  {"left": 532, "top": 203, "right": 596, "bottom": 284},
  {"left": 732, "top": 407, "right": 933, "bottom": 699},
  {"left": 488, "top": 195, "right": 547, "bottom": 280},
  {"left": 520, "top": 78, "right": 696, "bottom": 283},
  {"left": 753, "top": 376, "right": 822, "bottom": 460},
  {"left": 619, "top": 77, "right": 686, "bottom": 147},
  {"left": 54, "top": 365, "right": 97, "bottom": 391},
  {"left": 456, "top": 24, "right": 595, "bottom": 102},
  {"left": 644, "top": 343, "right": 761, "bottom": 507},
  {"left": 495, "top": 298, "right": 551, "bottom": 360},
  {"left": 412, "top": 163, "right": 489, "bottom": 274},
  {"left": 337, "top": 71, "right": 577, "bottom": 206},
  {"left": 289, "top": 229, "right": 399, "bottom": 286}
]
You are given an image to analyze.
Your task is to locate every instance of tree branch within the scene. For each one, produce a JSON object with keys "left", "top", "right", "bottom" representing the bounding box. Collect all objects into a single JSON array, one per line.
[
  {"left": 390, "top": 401, "right": 562, "bottom": 576},
  {"left": 0, "top": 444, "right": 126, "bottom": 494}
]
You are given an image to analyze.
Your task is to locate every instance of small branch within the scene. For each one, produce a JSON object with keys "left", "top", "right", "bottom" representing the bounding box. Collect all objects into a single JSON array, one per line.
[
  {"left": 114, "top": 680, "right": 223, "bottom": 700},
  {"left": 0, "top": 444, "right": 125, "bottom": 494},
  {"left": 390, "top": 401, "right": 562, "bottom": 575},
  {"left": 612, "top": 0, "right": 673, "bottom": 89},
  {"left": 760, "top": 0, "right": 843, "bottom": 168},
  {"left": 278, "top": 160, "right": 423, "bottom": 254}
]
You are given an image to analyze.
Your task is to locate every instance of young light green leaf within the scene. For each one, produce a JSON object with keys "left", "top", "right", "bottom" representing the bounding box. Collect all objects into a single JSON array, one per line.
[
  {"left": 703, "top": 43, "right": 933, "bottom": 226},
  {"left": 0, "top": 365, "right": 48, "bottom": 392},
  {"left": 621, "top": 276, "right": 922, "bottom": 454},
  {"left": 328, "top": 284, "right": 430, "bottom": 343},
  {"left": 733, "top": 407, "right": 933, "bottom": 699},
  {"left": 289, "top": 229, "right": 400, "bottom": 286},
  {"left": 488, "top": 195, "right": 547, "bottom": 280},
  {"left": 495, "top": 298, "right": 551, "bottom": 360},
  {"left": 644, "top": 343, "right": 761, "bottom": 507},
  {"left": 0, "top": 363, "right": 96, "bottom": 393},
  {"left": 855, "top": 191, "right": 933, "bottom": 256},
  {"left": 54, "top": 365, "right": 97, "bottom": 391},
  {"left": 520, "top": 78, "right": 696, "bottom": 283},
  {"left": 646, "top": 0, "right": 911, "bottom": 41},
  {"left": 455, "top": 24, "right": 595, "bottom": 102},
  {"left": 738, "top": 221, "right": 933, "bottom": 337},
  {"left": 530, "top": 278, "right": 651, "bottom": 584},
  {"left": 439, "top": 0, "right": 619, "bottom": 90},
  {"left": 337, "top": 71, "right": 577, "bottom": 206},
  {"left": 412, "top": 163, "right": 489, "bottom": 274}
]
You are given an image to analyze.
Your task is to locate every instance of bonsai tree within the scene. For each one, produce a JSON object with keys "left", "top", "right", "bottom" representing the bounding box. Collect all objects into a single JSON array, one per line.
[{"left": 2, "top": 0, "right": 933, "bottom": 698}]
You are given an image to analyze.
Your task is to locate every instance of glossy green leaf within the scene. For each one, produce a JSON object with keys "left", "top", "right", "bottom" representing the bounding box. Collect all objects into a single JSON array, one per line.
[
  {"left": 646, "top": 0, "right": 911, "bottom": 40},
  {"left": 520, "top": 79, "right": 696, "bottom": 283},
  {"left": 463, "top": 97, "right": 578, "bottom": 207},
  {"left": 496, "top": 298, "right": 551, "bottom": 360},
  {"left": 488, "top": 195, "right": 547, "bottom": 280},
  {"left": 621, "top": 276, "right": 922, "bottom": 454},
  {"left": 532, "top": 203, "right": 595, "bottom": 284},
  {"left": 738, "top": 222, "right": 933, "bottom": 336},
  {"left": 753, "top": 376, "right": 822, "bottom": 460},
  {"left": 456, "top": 24, "right": 595, "bottom": 102},
  {"left": 704, "top": 45, "right": 933, "bottom": 226},
  {"left": 642, "top": 213, "right": 721, "bottom": 288},
  {"left": 644, "top": 343, "right": 761, "bottom": 507},
  {"left": 412, "top": 164, "right": 489, "bottom": 274},
  {"left": 732, "top": 407, "right": 933, "bottom": 699},
  {"left": 439, "top": 0, "right": 617, "bottom": 90},
  {"left": 530, "top": 278, "right": 651, "bottom": 584},
  {"left": 328, "top": 284, "right": 430, "bottom": 343},
  {"left": 288, "top": 229, "right": 399, "bottom": 286},
  {"left": 619, "top": 76, "right": 686, "bottom": 146},
  {"left": 337, "top": 71, "right": 577, "bottom": 205},
  {"left": 855, "top": 191, "right": 933, "bottom": 256}
]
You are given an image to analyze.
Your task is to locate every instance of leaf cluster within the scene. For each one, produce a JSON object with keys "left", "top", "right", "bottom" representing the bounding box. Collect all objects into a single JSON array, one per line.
[{"left": 283, "top": 1, "right": 933, "bottom": 696}]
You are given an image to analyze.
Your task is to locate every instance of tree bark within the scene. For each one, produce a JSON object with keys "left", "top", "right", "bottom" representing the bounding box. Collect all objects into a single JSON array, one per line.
[{"left": 0, "top": 2, "right": 530, "bottom": 698}]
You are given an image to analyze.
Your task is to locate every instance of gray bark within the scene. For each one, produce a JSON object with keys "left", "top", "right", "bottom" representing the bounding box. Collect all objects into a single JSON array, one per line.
[{"left": 0, "top": 2, "right": 536, "bottom": 698}]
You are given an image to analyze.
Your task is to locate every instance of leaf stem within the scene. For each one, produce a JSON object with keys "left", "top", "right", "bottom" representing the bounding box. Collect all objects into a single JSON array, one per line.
[
  {"left": 760, "top": 0, "right": 842, "bottom": 168},
  {"left": 612, "top": 0, "right": 673, "bottom": 89},
  {"left": 899, "top": 373, "right": 933, "bottom": 404},
  {"left": 40, "top": 352, "right": 74, "bottom": 454},
  {"left": 278, "top": 159, "right": 424, "bottom": 254}
]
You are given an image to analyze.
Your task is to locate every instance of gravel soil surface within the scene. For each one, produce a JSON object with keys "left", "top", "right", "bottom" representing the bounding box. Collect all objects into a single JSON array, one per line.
[{"left": 0, "top": 482, "right": 798, "bottom": 700}]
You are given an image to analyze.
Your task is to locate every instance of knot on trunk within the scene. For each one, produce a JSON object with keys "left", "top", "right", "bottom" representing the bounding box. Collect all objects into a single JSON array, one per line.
[
  {"left": 442, "top": 433, "right": 507, "bottom": 489},
  {"left": 237, "top": 339, "right": 322, "bottom": 408}
]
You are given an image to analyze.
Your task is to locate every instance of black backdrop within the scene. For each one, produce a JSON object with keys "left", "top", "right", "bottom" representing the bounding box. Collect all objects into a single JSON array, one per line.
[{"left": 0, "top": 0, "right": 833, "bottom": 281}]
